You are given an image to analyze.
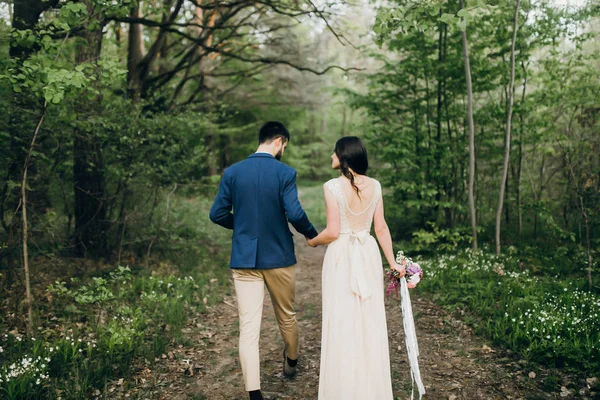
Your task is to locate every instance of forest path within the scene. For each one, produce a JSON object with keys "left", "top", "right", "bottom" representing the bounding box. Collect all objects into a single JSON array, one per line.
[
  {"left": 110, "top": 188, "right": 562, "bottom": 400},
  {"left": 185, "top": 238, "right": 559, "bottom": 400},
  {"left": 114, "top": 234, "right": 560, "bottom": 400}
]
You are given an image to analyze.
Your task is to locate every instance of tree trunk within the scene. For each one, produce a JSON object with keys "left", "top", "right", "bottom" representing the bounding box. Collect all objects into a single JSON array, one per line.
[
  {"left": 320, "top": 110, "right": 327, "bottom": 136},
  {"left": 563, "top": 151, "right": 594, "bottom": 291},
  {"left": 533, "top": 152, "right": 545, "bottom": 239},
  {"left": 579, "top": 196, "right": 593, "bottom": 291},
  {"left": 127, "top": 1, "right": 145, "bottom": 102},
  {"left": 505, "top": 171, "right": 510, "bottom": 225},
  {"left": 205, "top": 132, "right": 218, "bottom": 176},
  {"left": 517, "top": 61, "right": 527, "bottom": 236},
  {"left": 459, "top": 0, "right": 477, "bottom": 250},
  {"left": 436, "top": 19, "right": 444, "bottom": 222},
  {"left": 21, "top": 102, "right": 46, "bottom": 335},
  {"left": 73, "top": 8, "right": 107, "bottom": 258},
  {"left": 115, "top": 187, "right": 129, "bottom": 265},
  {"left": 495, "top": 0, "right": 520, "bottom": 255},
  {"left": 442, "top": 24, "right": 455, "bottom": 227},
  {"left": 340, "top": 107, "right": 347, "bottom": 137},
  {"left": 114, "top": 22, "right": 123, "bottom": 47}
]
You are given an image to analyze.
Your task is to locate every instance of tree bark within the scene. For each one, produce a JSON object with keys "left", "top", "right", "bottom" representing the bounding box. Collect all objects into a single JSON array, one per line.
[
  {"left": 459, "top": 0, "right": 477, "bottom": 250},
  {"left": 495, "top": 0, "right": 521, "bottom": 255},
  {"left": 517, "top": 60, "right": 527, "bottom": 236},
  {"left": 127, "top": 1, "right": 145, "bottom": 102}
]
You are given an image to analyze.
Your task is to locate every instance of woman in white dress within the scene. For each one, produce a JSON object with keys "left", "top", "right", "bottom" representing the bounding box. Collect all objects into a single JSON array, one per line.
[{"left": 307, "top": 136, "right": 406, "bottom": 399}]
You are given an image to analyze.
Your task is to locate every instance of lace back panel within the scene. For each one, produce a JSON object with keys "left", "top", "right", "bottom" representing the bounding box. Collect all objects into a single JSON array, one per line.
[{"left": 325, "top": 177, "right": 381, "bottom": 234}]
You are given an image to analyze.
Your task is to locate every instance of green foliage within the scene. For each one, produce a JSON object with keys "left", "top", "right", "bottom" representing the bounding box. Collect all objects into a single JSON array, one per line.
[
  {"left": 350, "top": 0, "right": 600, "bottom": 274},
  {"left": 0, "top": 56, "right": 93, "bottom": 104},
  {"left": 0, "top": 193, "right": 231, "bottom": 398},
  {"left": 411, "top": 223, "right": 473, "bottom": 252},
  {"left": 419, "top": 250, "right": 600, "bottom": 373}
]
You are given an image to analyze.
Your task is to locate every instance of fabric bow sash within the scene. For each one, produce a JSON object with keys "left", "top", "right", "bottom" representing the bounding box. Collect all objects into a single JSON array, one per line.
[{"left": 348, "top": 230, "right": 372, "bottom": 300}]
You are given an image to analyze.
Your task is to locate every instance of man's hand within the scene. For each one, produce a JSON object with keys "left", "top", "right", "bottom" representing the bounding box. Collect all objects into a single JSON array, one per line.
[{"left": 306, "top": 237, "right": 317, "bottom": 247}]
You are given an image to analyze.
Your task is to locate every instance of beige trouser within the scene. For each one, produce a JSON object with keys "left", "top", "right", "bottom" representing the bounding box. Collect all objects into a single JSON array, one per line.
[{"left": 232, "top": 266, "right": 298, "bottom": 392}]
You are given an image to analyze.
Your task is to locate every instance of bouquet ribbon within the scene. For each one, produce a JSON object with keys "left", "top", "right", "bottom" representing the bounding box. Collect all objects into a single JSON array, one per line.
[{"left": 400, "top": 276, "right": 426, "bottom": 399}]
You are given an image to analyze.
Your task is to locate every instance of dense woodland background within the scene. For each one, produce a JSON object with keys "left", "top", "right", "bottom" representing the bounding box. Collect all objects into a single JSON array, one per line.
[{"left": 0, "top": 0, "right": 599, "bottom": 397}]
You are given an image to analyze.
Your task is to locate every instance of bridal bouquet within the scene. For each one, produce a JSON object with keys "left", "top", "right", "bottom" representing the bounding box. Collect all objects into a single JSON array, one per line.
[
  {"left": 387, "top": 250, "right": 426, "bottom": 400},
  {"left": 386, "top": 251, "right": 423, "bottom": 296}
]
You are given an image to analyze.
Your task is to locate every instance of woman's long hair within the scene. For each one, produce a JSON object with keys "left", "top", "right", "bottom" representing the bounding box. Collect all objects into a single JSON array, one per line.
[{"left": 334, "top": 136, "right": 368, "bottom": 199}]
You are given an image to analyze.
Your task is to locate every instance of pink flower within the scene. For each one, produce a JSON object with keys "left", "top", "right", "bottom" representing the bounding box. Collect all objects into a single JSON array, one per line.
[
  {"left": 407, "top": 281, "right": 416, "bottom": 289},
  {"left": 408, "top": 274, "right": 421, "bottom": 287}
]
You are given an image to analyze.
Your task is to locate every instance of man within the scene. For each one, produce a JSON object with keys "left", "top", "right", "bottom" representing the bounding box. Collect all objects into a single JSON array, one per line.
[{"left": 209, "top": 121, "right": 318, "bottom": 400}]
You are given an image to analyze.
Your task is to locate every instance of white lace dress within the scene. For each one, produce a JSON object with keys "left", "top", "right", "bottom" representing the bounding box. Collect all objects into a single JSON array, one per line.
[{"left": 318, "top": 177, "right": 394, "bottom": 400}]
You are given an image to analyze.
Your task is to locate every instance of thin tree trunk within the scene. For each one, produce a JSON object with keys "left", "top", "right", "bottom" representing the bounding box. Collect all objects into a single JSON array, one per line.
[
  {"left": 320, "top": 110, "right": 327, "bottom": 136},
  {"left": 442, "top": 24, "right": 455, "bottom": 227},
  {"left": 517, "top": 61, "right": 527, "bottom": 236},
  {"left": 7, "top": 224, "right": 14, "bottom": 286},
  {"left": 205, "top": 132, "right": 218, "bottom": 176},
  {"left": 505, "top": 171, "right": 510, "bottom": 225},
  {"left": 533, "top": 152, "right": 545, "bottom": 238},
  {"left": 146, "top": 184, "right": 177, "bottom": 267},
  {"left": 436, "top": 18, "right": 444, "bottom": 222},
  {"left": 580, "top": 196, "right": 593, "bottom": 291},
  {"left": 21, "top": 102, "right": 47, "bottom": 336},
  {"left": 114, "top": 22, "right": 123, "bottom": 47},
  {"left": 127, "top": 1, "right": 145, "bottom": 102},
  {"left": 459, "top": 0, "right": 477, "bottom": 250},
  {"left": 495, "top": 0, "right": 520, "bottom": 255},
  {"left": 562, "top": 151, "right": 593, "bottom": 290},
  {"left": 340, "top": 107, "right": 347, "bottom": 137},
  {"left": 115, "top": 189, "right": 128, "bottom": 265}
]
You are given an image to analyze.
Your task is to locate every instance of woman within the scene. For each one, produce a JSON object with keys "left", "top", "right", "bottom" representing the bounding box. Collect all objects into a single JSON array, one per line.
[{"left": 307, "top": 136, "right": 406, "bottom": 399}]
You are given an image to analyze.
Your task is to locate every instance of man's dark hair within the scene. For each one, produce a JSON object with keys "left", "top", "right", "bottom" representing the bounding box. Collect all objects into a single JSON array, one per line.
[{"left": 259, "top": 121, "right": 290, "bottom": 144}]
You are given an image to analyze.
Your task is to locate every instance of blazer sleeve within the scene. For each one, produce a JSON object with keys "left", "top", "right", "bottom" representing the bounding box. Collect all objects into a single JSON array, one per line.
[
  {"left": 209, "top": 170, "right": 234, "bottom": 229},
  {"left": 282, "top": 170, "right": 318, "bottom": 239}
]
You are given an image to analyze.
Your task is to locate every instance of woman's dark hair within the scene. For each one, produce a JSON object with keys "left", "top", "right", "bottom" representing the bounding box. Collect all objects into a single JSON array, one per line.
[
  {"left": 259, "top": 121, "right": 290, "bottom": 144},
  {"left": 334, "top": 136, "right": 368, "bottom": 198}
]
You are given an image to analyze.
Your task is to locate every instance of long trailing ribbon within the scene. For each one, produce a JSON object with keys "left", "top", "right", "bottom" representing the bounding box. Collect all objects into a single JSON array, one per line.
[{"left": 400, "top": 276, "right": 425, "bottom": 399}]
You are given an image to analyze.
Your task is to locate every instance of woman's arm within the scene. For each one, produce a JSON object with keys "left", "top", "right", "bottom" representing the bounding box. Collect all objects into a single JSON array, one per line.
[
  {"left": 373, "top": 194, "right": 406, "bottom": 276},
  {"left": 307, "top": 185, "right": 340, "bottom": 247}
]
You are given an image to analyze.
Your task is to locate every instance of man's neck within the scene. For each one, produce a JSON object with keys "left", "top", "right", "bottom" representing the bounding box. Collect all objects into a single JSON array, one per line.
[{"left": 255, "top": 146, "right": 275, "bottom": 156}]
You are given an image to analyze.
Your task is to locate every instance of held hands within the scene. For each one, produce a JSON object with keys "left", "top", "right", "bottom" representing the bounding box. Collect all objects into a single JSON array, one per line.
[
  {"left": 306, "top": 237, "right": 317, "bottom": 247},
  {"left": 392, "top": 262, "right": 406, "bottom": 278}
]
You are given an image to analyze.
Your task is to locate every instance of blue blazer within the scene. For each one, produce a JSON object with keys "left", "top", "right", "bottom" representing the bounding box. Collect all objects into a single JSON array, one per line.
[{"left": 209, "top": 153, "right": 318, "bottom": 269}]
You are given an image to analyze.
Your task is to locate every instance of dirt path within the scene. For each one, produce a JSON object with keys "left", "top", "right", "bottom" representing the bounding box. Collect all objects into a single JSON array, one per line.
[{"left": 112, "top": 235, "right": 573, "bottom": 400}]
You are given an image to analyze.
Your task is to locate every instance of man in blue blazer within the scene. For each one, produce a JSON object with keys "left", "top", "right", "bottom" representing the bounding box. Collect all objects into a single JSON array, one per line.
[{"left": 210, "top": 121, "right": 318, "bottom": 400}]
